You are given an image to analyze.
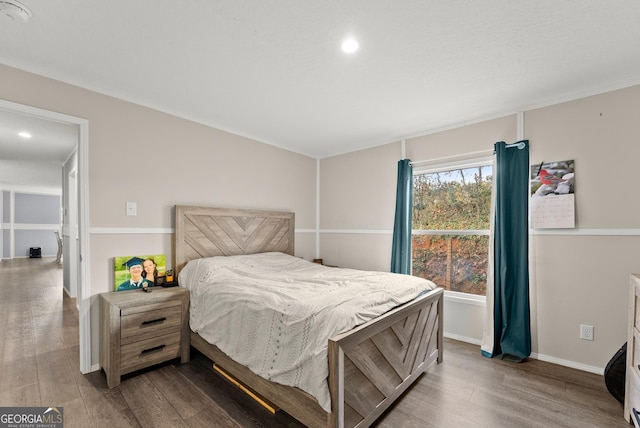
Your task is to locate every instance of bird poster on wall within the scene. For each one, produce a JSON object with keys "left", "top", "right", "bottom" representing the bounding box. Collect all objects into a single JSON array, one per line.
[{"left": 530, "top": 160, "right": 575, "bottom": 229}]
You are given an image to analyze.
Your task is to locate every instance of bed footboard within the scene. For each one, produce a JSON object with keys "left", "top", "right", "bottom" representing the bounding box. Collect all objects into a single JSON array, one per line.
[
  {"left": 327, "top": 287, "right": 444, "bottom": 427},
  {"left": 192, "top": 287, "right": 443, "bottom": 428}
]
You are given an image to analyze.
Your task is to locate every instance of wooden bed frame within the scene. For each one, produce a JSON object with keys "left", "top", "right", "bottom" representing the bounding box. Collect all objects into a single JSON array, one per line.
[{"left": 174, "top": 205, "right": 444, "bottom": 428}]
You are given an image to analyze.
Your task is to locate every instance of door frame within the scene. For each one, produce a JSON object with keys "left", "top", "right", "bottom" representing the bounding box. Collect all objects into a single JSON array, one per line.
[
  {"left": 67, "top": 167, "right": 78, "bottom": 298},
  {"left": 0, "top": 99, "right": 91, "bottom": 374}
]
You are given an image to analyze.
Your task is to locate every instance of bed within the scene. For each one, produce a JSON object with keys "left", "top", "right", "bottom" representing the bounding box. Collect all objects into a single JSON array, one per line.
[{"left": 174, "top": 205, "right": 444, "bottom": 428}]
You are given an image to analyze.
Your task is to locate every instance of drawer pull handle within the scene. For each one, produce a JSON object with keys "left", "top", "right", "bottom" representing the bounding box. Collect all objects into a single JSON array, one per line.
[
  {"left": 141, "top": 317, "right": 166, "bottom": 326},
  {"left": 141, "top": 344, "right": 165, "bottom": 355}
]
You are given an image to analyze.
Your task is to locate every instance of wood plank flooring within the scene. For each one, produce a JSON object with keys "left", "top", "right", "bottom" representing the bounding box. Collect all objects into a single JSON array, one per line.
[{"left": 0, "top": 257, "right": 629, "bottom": 427}]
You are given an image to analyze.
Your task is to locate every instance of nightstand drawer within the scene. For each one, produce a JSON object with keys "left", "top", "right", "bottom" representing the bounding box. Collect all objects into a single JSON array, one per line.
[
  {"left": 636, "top": 294, "right": 640, "bottom": 329},
  {"left": 100, "top": 287, "right": 190, "bottom": 388},
  {"left": 628, "top": 275, "right": 640, "bottom": 423},
  {"left": 121, "top": 304, "right": 182, "bottom": 339},
  {"left": 635, "top": 330, "right": 640, "bottom": 378},
  {"left": 120, "top": 331, "right": 181, "bottom": 375},
  {"left": 629, "top": 370, "right": 640, "bottom": 427}
]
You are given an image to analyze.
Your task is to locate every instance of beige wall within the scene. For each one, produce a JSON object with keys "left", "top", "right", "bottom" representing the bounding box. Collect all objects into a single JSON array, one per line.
[
  {"left": 523, "top": 86, "right": 640, "bottom": 368},
  {"left": 321, "top": 142, "right": 400, "bottom": 231},
  {"left": 408, "top": 114, "right": 517, "bottom": 161},
  {"left": 0, "top": 64, "right": 317, "bottom": 367},
  {"left": 320, "top": 87, "right": 640, "bottom": 371},
  {"left": 4, "top": 60, "right": 640, "bottom": 373},
  {"left": 525, "top": 87, "right": 640, "bottom": 228}
]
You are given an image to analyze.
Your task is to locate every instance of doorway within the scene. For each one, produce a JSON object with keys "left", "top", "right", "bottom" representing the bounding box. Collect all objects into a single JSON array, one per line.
[{"left": 0, "top": 99, "right": 91, "bottom": 374}]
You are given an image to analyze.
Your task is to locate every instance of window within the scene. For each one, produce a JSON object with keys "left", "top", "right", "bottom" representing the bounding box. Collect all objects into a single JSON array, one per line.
[{"left": 412, "top": 158, "right": 493, "bottom": 296}]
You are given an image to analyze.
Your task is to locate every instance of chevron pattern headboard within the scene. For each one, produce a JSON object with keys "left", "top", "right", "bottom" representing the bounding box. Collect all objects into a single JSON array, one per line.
[{"left": 174, "top": 205, "right": 295, "bottom": 274}]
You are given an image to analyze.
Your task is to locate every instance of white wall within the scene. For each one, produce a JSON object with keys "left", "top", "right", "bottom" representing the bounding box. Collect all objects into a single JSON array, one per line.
[
  {"left": 0, "top": 159, "right": 62, "bottom": 193},
  {"left": 1, "top": 189, "right": 62, "bottom": 259}
]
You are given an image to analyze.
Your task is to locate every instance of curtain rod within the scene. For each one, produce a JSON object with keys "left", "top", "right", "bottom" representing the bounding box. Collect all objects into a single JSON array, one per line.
[
  {"left": 410, "top": 139, "right": 527, "bottom": 167},
  {"left": 504, "top": 139, "right": 528, "bottom": 149},
  {"left": 410, "top": 149, "right": 494, "bottom": 167}
]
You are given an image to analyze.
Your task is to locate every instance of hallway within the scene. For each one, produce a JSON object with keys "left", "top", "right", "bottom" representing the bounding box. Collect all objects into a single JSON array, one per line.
[{"left": 0, "top": 257, "right": 84, "bottom": 418}]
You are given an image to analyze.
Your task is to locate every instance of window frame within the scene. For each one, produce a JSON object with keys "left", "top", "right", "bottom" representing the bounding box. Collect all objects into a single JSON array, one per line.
[{"left": 411, "top": 153, "right": 494, "bottom": 300}]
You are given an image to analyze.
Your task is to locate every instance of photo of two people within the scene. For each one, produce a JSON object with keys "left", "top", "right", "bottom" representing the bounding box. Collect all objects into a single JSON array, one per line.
[{"left": 113, "top": 254, "right": 167, "bottom": 291}]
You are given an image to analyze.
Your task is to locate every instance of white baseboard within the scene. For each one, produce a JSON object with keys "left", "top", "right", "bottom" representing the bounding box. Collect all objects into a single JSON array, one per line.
[
  {"left": 444, "top": 333, "right": 604, "bottom": 375},
  {"left": 444, "top": 332, "right": 482, "bottom": 345},
  {"left": 530, "top": 352, "right": 603, "bottom": 375}
]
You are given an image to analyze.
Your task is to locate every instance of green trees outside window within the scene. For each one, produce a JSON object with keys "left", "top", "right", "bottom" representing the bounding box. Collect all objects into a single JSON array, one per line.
[{"left": 412, "top": 164, "right": 492, "bottom": 296}]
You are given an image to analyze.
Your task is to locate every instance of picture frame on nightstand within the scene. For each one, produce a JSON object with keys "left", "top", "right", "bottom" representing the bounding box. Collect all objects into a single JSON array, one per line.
[{"left": 113, "top": 254, "right": 167, "bottom": 292}]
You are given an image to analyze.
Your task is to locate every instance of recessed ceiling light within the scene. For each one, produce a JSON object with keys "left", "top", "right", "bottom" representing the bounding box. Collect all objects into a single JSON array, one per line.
[
  {"left": 341, "top": 38, "right": 359, "bottom": 54},
  {"left": 0, "top": 0, "right": 32, "bottom": 22},
  {"left": 18, "top": 131, "right": 32, "bottom": 138}
]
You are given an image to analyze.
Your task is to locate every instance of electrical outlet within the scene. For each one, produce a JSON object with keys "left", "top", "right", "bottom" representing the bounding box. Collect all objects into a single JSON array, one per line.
[{"left": 580, "top": 324, "right": 594, "bottom": 341}]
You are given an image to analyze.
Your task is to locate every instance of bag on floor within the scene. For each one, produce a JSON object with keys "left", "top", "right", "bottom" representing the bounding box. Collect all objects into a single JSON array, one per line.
[{"left": 604, "top": 342, "right": 626, "bottom": 404}]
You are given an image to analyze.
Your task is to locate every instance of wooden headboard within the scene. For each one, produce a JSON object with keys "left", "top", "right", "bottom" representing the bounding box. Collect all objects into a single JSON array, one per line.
[{"left": 174, "top": 205, "right": 295, "bottom": 274}]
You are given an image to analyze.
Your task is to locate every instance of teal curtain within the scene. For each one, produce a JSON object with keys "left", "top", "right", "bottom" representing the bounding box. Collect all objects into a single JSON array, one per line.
[
  {"left": 391, "top": 159, "right": 413, "bottom": 274},
  {"left": 482, "top": 141, "right": 531, "bottom": 361}
]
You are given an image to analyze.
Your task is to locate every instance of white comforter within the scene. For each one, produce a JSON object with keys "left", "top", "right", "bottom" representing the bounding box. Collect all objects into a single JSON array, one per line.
[{"left": 178, "top": 252, "right": 436, "bottom": 412}]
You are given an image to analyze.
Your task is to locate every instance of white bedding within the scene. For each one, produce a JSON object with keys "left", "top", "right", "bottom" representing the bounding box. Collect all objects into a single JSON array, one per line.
[{"left": 178, "top": 252, "right": 436, "bottom": 412}]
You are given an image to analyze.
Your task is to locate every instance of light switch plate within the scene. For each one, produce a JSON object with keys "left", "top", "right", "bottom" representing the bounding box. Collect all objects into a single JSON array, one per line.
[{"left": 126, "top": 201, "right": 137, "bottom": 216}]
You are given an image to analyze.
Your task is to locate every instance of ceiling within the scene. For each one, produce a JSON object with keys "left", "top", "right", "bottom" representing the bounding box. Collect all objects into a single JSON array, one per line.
[
  {"left": 0, "top": 107, "right": 77, "bottom": 163},
  {"left": 1, "top": 1, "right": 640, "bottom": 159}
]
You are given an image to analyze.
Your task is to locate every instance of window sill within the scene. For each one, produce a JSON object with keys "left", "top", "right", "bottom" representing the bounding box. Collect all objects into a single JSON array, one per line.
[{"left": 443, "top": 290, "right": 486, "bottom": 307}]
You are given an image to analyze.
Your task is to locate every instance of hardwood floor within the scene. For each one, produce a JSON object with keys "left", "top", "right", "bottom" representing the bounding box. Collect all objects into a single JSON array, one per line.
[{"left": 0, "top": 257, "right": 629, "bottom": 427}]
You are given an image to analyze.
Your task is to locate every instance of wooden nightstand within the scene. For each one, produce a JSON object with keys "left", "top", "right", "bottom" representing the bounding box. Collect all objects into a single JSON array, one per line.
[{"left": 99, "top": 286, "right": 190, "bottom": 388}]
